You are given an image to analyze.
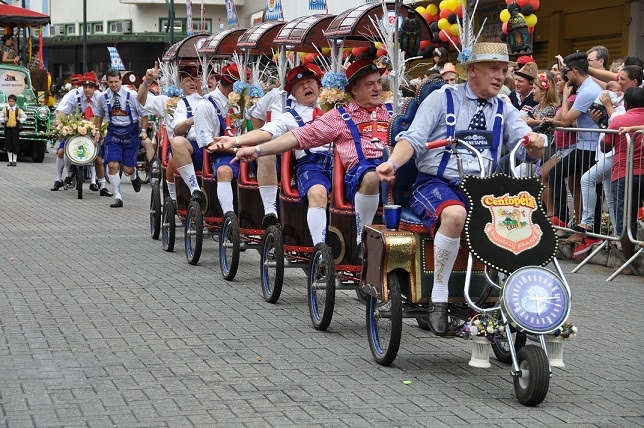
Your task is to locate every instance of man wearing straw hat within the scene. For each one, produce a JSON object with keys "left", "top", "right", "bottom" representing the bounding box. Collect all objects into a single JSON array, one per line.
[
  {"left": 377, "top": 42, "right": 547, "bottom": 335},
  {"left": 233, "top": 58, "right": 391, "bottom": 258}
]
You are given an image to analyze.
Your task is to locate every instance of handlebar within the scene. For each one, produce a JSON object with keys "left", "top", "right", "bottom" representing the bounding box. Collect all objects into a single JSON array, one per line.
[{"left": 425, "top": 138, "right": 451, "bottom": 150}]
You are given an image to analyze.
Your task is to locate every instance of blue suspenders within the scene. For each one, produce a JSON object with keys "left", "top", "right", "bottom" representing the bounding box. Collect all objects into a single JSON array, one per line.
[
  {"left": 206, "top": 96, "right": 226, "bottom": 136},
  {"left": 437, "top": 90, "right": 504, "bottom": 177},
  {"left": 104, "top": 91, "right": 134, "bottom": 125},
  {"left": 336, "top": 104, "right": 394, "bottom": 161},
  {"left": 181, "top": 97, "right": 194, "bottom": 137}
]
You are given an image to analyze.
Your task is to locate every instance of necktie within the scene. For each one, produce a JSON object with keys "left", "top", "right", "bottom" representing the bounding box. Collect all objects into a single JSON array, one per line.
[
  {"left": 468, "top": 98, "right": 487, "bottom": 130},
  {"left": 113, "top": 93, "right": 121, "bottom": 110},
  {"left": 313, "top": 106, "right": 324, "bottom": 119},
  {"left": 84, "top": 99, "right": 93, "bottom": 120}
]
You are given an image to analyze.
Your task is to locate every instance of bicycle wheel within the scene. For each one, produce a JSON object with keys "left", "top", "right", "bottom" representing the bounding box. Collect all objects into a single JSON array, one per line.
[
  {"left": 260, "top": 225, "right": 284, "bottom": 303},
  {"left": 184, "top": 201, "right": 203, "bottom": 265},
  {"left": 307, "top": 243, "right": 335, "bottom": 331}
]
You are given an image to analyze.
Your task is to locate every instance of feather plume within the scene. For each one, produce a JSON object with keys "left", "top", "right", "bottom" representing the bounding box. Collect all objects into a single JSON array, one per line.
[{"left": 158, "top": 60, "right": 178, "bottom": 90}]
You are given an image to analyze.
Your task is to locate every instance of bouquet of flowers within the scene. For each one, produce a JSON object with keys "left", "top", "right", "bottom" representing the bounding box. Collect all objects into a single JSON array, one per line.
[
  {"left": 50, "top": 113, "right": 104, "bottom": 140},
  {"left": 552, "top": 320, "right": 578, "bottom": 340},
  {"left": 228, "top": 81, "right": 264, "bottom": 117},
  {"left": 319, "top": 72, "right": 350, "bottom": 112},
  {"left": 462, "top": 313, "right": 505, "bottom": 342},
  {"left": 163, "top": 85, "right": 184, "bottom": 118}
]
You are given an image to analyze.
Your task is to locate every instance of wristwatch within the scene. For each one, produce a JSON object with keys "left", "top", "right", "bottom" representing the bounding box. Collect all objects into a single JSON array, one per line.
[{"left": 502, "top": 266, "right": 571, "bottom": 334}]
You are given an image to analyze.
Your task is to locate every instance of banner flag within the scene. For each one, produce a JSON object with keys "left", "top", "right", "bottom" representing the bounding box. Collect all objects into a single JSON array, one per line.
[
  {"left": 186, "top": 0, "right": 193, "bottom": 36},
  {"left": 265, "top": 0, "right": 284, "bottom": 22},
  {"left": 309, "top": 0, "right": 326, "bottom": 10},
  {"left": 107, "top": 47, "right": 125, "bottom": 71},
  {"left": 225, "top": 0, "right": 239, "bottom": 27}
]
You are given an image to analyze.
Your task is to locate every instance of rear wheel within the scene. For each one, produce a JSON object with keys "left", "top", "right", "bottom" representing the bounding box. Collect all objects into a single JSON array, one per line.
[
  {"left": 260, "top": 225, "right": 284, "bottom": 303},
  {"left": 162, "top": 199, "right": 176, "bottom": 252},
  {"left": 366, "top": 270, "right": 403, "bottom": 366},
  {"left": 136, "top": 160, "right": 150, "bottom": 184},
  {"left": 307, "top": 243, "right": 335, "bottom": 331},
  {"left": 219, "top": 212, "right": 240, "bottom": 280},
  {"left": 150, "top": 186, "right": 161, "bottom": 239},
  {"left": 184, "top": 201, "right": 203, "bottom": 265},
  {"left": 513, "top": 345, "right": 550, "bottom": 406}
]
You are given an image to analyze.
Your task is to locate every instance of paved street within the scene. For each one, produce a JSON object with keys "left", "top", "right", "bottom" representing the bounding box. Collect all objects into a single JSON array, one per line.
[{"left": 0, "top": 152, "right": 642, "bottom": 427}]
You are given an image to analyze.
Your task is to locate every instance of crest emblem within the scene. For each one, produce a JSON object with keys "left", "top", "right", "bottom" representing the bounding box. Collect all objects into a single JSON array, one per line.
[{"left": 482, "top": 191, "right": 541, "bottom": 254}]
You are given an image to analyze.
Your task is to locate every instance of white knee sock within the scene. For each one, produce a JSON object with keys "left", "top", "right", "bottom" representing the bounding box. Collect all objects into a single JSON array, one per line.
[
  {"left": 64, "top": 157, "right": 72, "bottom": 176},
  {"left": 432, "top": 232, "right": 461, "bottom": 303},
  {"left": 7, "top": 152, "right": 12, "bottom": 162},
  {"left": 98, "top": 178, "right": 106, "bottom": 189},
  {"left": 307, "top": 207, "right": 327, "bottom": 245},
  {"left": 217, "top": 181, "right": 234, "bottom": 214},
  {"left": 354, "top": 192, "right": 379, "bottom": 244},
  {"left": 56, "top": 157, "right": 65, "bottom": 181},
  {"left": 167, "top": 181, "right": 177, "bottom": 201},
  {"left": 89, "top": 165, "right": 96, "bottom": 183},
  {"left": 109, "top": 173, "right": 121, "bottom": 200},
  {"left": 259, "top": 185, "right": 278, "bottom": 216},
  {"left": 177, "top": 164, "right": 200, "bottom": 194}
]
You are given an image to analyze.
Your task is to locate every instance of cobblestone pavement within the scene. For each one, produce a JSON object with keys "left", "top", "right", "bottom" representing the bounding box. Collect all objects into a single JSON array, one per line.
[{"left": 0, "top": 154, "right": 642, "bottom": 427}]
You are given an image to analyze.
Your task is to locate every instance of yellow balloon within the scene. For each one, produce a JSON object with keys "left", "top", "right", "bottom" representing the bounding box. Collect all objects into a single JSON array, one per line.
[
  {"left": 374, "top": 42, "right": 383, "bottom": 50},
  {"left": 426, "top": 4, "right": 438, "bottom": 15},
  {"left": 300, "top": 52, "right": 307, "bottom": 59},
  {"left": 500, "top": 9, "right": 510, "bottom": 23},
  {"left": 450, "top": 23, "right": 460, "bottom": 36},
  {"left": 439, "top": 1, "right": 449, "bottom": 11},
  {"left": 447, "top": 0, "right": 459, "bottom": 11},
  {"left": 415, "top": 6, "right": 426, "bottom": 15},
  {"left": 524, "top": 14, "right": 538, "bottom": 27},
  {"left": 321, "top": 47, "right": 331, "bottom": 54},
  {"left": 438, "top": 18, "right": 450, "bottom": 31}
]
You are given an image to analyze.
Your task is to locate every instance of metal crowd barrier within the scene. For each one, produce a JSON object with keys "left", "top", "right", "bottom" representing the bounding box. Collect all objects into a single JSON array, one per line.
[{"left": 528, "top": 126, "right": 641, "bottom": 280}]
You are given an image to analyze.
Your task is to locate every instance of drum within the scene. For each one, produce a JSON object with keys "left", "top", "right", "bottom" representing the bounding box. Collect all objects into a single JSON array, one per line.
[{"left": 64, "top": 135, "right": 98, "bottom": 165}]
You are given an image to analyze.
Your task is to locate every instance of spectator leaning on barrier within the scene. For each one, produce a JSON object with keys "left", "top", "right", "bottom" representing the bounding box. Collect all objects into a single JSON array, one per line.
[{"left": 602, "top": 86, "right": 644, "bottom": 274}]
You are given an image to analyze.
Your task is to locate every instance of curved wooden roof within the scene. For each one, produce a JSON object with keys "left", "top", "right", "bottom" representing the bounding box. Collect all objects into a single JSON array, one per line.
[
  {"left": 199, "top": 29, "right": 247, "bottom": 57},
  {"left": 238, "top": 21, "right": 286, "bottom": 55},
  {"left": 161, "top": 33, "right": 210, "bottom": 61},
  {"left": 273, "top": 14, "right": 336, "bottom": 53}
]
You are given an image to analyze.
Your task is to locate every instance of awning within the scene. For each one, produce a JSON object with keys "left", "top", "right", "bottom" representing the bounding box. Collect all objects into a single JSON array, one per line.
[{"left": 0, "top": 4, "right": 50, "bottom": 27}]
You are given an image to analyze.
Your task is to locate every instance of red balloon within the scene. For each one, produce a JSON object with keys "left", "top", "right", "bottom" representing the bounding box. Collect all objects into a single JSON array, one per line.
[
  {"left": 419, "top": 40, "right": 431, "bottom": 50},
  {"left": 439, "top": 9, "right": 451, "bottom": 19},
  {"left": 351, "top": 46, "right": 367, "bottom": 57},
  {"left": 529, "top": 0, "right": 540, "bottom": 9},
  {"left": 454, "top": 5, "right": 463, "bottom": 18},
  {"left": 528, "top": 26, "right": 535, "bottom": 34},
  {"left": 422, "top": 12, "right": 433, "bottom": 23},
  {"left": 377, "top": 47, "right": 387, "bottom": 58},
  {"left": 502, "top": 22, "right": 508, "bottom": 34},
  {"left": 439, "top": 29, "right": 449, "bottom": 42},
  {"left": 506, "top": 0, "right": 513, "bottom": 4},
  {"left": 516, "top": 0, "right": 529, "bottom": 6},
  {"left": 306, "top": 53, "right": 316, "bottom": 64}
]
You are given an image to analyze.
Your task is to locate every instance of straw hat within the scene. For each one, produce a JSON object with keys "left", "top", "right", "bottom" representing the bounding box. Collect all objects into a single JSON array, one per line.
[
  {"left": 514, "top": 62, "right": 538, "bottom": 81},
  {"left": 461, "top": 42, "right": 515, "bottom": 66}
]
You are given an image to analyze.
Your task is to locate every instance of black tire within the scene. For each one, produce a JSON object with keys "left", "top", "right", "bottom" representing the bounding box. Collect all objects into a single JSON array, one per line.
[
  {"left": 415, "top": 317, "right": 431, "bottom": 331},
  {"left": 492, "top": 327, "right": 527, "bottom": 364},
  {"left": 76, "top": 166, "right": 83, "bottom": 199},
  {"left": 219, "top": 212, "right": 240, "bottom": 280},
  {"left": 307, "top": 243, "right": 335, "bottom": 331},
  {"left": 366, "top": 270, "right": 403, "bottom": 366},
  {"left": 136, "top": 161, "right": 150, "bottom": 184},
  {"left": 149, "top": 157, "right": 162, "bottom": 189},
  {"left": 162, "top": 199, "right": 176, "bottom": 252},
  {"left": 513, "top": 345, "right": 550, "bottom": 406},
  {"left": 150, "top": 186, "right": 161, "bottom": 240},
  {"left": 184, "top": 201, "right": 203, "bottom": 265},
  {"left": 260, "top": 225, "right": 284, "bottom": 303},
  {"left": 355, "top": 289, "right": 369, "bottom": 305}
]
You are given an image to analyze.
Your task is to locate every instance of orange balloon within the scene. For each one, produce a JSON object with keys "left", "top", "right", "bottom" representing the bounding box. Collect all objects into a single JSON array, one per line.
[{"left": 377, "top": 47, "right": 387, "bottom": 58}]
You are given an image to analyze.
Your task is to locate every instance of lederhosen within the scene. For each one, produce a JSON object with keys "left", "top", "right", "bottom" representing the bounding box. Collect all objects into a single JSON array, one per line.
[
  {"left": 207, "top": 96, "right": 238, "bottom": 179},
  {"left": 104, "top": 91, "right": 140, "bottom": 165},
  {"left": 336, "top": 103, "right": 393, "bottom": 202}
]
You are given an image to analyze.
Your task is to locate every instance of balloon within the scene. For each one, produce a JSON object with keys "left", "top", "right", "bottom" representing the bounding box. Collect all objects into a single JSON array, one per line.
[
  {"left": 516, "top": 0, "right": 529, "bottom": 6},
  {"left": 502, "top": 22, "right": 508, "bottom": 34},
  {"left": 438, "top": 18, "right": 450, "bottom": 31},
  {"left": 351, "top": 47, "right": 366, "bottom": 57},
  {"left": 426, "top": 4, "right": 438, "bottom": 15},
  {"left": 449, "top": 23, "right": 460, "bottom": 36},
  {"left": 447, "top": 13, "right": 458, "bottom": 25},
  {"left": 524, "top": 13, "right": 538, "bottom": 27},
  {"left": 500, "top": 9, "right": 510, "bottom": 23},
  {"left": 506, "top": 0, "right": 513, "bottom": 4},
  {"left": 439, "top": 9, "right": 451, "bottom": 19},
  {"left": 422, "top": 12, "right": 433, "bottom": 23},
  {"left": 419, "top": 40, "right": 431, "bottom": 50},
  {"left": 439, "top": 29, "right": 449, "bottom": 42},
  {"left": 305, "top": 53, "right": 316, "bottom": 64},
  {"left": 446, "top": 0, "right": 459, "bottom": 12},
  {"left": 439, "top": 1, "right": 449, "bottom": 11},
  {"left": 374, "top": 42, "right": 383, "bottom": 50},
  {"left": 430, "top": 22, "right": 440, "bottom": 32},
  {"left": 377, "top": 47, "right": 387, "bottom": 58},
  {"left": 521, "top": 5, "right": 534, "bottom": 16},
  {"left": 432, "top": 32, "right": 440, "bottom": 44},
  {"left": 528, "top": 26, "right": 535, "bottom": 34},
  {"left": 415, "top": 6, "right": 426, "bottom": 15},
  {"left": 500, "top": 32, "right": 508, "bottom": 42},
  {"left": 321, "top": 47, "right": 331, "bottom": 55},
  {"left": 454, "top": 5, "right": 463, "bottom": 18},
  {"left": 529, "top": 0, "right": 540, "bottom": 9}
]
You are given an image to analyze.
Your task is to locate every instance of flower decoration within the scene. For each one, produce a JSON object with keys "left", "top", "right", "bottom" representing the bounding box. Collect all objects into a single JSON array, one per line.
[
  {"left": 319, "top": 72, "right": 351, "bottom": 112},
  {"left": 162, "top": 85, "right": 184, "bottom": 118},
  {"left": 51, "top": 113, "right": 105, "bottom": 140},
  {"left": 462, "top": 313, "right": 505, "bottom": 342},
  {"left": 457, "top": 47, "right": 472, "bottom": 64},
  {"left": 552, "top": 320, "right": 578, "bottom": 340},
  {"left": 227, "top": 81, "right": 265, "bottom": 124}
]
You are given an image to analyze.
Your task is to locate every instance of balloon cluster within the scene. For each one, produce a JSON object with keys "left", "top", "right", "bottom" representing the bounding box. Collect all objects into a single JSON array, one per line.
[
  {"left": 432, "top": 0, "right": 462, "bottom": 50},
  {"left": 413, "top": 3, "right": 441, "bottom": 58},
  {"left": 499, "top": 0, "right": 539, "bottom": 42}
]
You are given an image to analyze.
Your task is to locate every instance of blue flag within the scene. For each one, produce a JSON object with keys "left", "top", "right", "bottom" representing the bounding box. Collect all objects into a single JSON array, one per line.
[
  {"left": 265, "top": 0, "right": 283, "bottom": 22},
  {"left": 107, "top": 47, "right": 125, "bottom": 71},
  {"left": 309, "top": 0, "right": 326, "bottom": 10},
  {"left": 225, "top": 0, "right": 238, "bottom": 27}
]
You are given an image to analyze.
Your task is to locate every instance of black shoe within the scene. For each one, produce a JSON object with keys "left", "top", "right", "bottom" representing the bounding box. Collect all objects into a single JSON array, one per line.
[
  {"left": 51, "top": 180, "right": 64, "bottom": 191},
  {"left": 190, "top": 189, "right": 205, "bottom": 209},
  {"left": 262, "top": 213, "right": 279, "bottom": 227},
  {"left": 100, "top": 188, "right": 113, "bottom": 197},
  {"left": 356, "top": 242, "right": 364, "bottom": 263},
  {"left": 11, "top": 162, "right": 16, "bottom": 166},
  {"left": 89, "top": 183, "right": 99, "bottom": 191},
  {"left": 110, "top": 198, "right": 123, "bottom": 208},
  {"left": 131, "top": 177, "right": 141, "bottom": 193},
  {"left": 6, "top": 162, "right": 11, "bottom": 166},
  {"left": 63, "top": 176, "right": 73, "bottom": 186},
  {"left": 427, "top": 302, "right": 449, "bottom": 336}
]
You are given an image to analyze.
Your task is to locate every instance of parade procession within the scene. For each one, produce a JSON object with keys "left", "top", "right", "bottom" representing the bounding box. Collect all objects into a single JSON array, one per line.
[{"left": 1, "top": 0, "right": 644, "bottom": 425}]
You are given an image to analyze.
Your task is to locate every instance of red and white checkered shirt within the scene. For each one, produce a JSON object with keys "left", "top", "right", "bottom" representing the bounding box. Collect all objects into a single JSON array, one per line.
[{"left": 291, "top": 100, "right": 390, "bottom": 171}]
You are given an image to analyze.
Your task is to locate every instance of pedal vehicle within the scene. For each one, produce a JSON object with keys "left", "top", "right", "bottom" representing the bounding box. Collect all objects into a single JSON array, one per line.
[
  {"left": 64, "top": 134, "right": 98, "bottom": 199},
  {"left": 361, "top": 85, "right": 572, "bottom": 406}
]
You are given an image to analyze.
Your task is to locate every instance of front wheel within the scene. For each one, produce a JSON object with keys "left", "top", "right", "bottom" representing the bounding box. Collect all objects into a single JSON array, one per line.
[
  {"left": 185, "top": 201, "right": 203, "bottom": 265},
  {"left": 150, "top": 186, "right": 161, "bottom": 239},
  {"left": 513, "top": 345, "right": 550, "bottom": 406},
  {"left": 260, "top": 225, "right": 284, "bottom": 303},
  {"left": 149, "top": 157, "right": 162, "bottom": 189},
  {"left": 492, "top": 327, "right": 527, "bottom": 364},
  {"left": 307, "top": 243, "right": 335, "bottom": 331},
  {"left": 136, "top": 160, "right": 150, "bottom": 184},
  {"left": 219, "top": 212, "right": 240, "bottom": 280},
  {"left": 162, "top": 199, "right": 176, "bottom": 252},
  {"left": 366, "top": 270, "right": 403, "bottom": 366}
]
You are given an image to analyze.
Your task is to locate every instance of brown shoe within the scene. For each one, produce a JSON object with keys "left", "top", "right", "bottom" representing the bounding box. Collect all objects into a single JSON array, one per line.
[{"left": 428, "top": 302, "right": 449, "bottom": 336}]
